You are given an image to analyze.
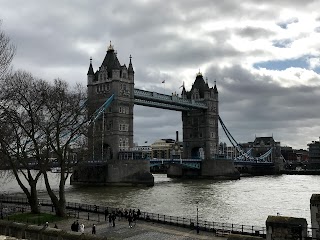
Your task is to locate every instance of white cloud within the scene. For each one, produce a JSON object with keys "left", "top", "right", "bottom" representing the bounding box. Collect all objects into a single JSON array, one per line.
[{"left": 308, "top": 57, "right": 320, "bottom": 69}]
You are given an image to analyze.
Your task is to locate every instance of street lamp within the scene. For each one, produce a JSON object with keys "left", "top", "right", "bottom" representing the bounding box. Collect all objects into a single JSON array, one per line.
[{"left": 196, "top": 201, "right": 199, "bottom": 234}]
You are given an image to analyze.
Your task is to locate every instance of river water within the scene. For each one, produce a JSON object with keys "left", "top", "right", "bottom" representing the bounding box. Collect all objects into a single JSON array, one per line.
[{"left": 0, "top": 171, "right": 318, "bottom": 227}]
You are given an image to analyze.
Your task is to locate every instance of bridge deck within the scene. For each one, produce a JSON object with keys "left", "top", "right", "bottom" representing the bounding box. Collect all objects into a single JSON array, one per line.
[{"left": 134, "top": 88, "right": 208, "bottom": 111}]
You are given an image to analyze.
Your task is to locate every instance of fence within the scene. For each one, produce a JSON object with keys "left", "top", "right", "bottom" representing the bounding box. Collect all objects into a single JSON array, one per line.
[{"left": 0, "top": 195, "right": 266, "bottom": 237}]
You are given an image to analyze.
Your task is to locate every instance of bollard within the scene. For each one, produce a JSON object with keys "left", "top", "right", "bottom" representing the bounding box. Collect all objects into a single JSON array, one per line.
[{"left": 88, "top": 212, "right": 89, "bottom": 220}]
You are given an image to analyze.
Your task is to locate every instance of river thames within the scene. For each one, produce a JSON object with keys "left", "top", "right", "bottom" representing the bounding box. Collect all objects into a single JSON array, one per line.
[{"left": 0, "top": 171, "right": 318, "bottom": 227}]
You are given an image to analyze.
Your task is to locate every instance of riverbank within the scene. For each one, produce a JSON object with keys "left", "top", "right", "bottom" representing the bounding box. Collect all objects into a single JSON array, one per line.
[{"left": 281, "top": 169, "right": 320, "bottom": 175}]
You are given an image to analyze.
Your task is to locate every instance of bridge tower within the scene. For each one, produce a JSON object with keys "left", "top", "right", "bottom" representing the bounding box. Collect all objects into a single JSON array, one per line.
[
  {"left": 87, "top": 42, "right": 134, "bottom": 162},
  {"left": 181, "top": 72, "right": 219, "bottom": 160}
]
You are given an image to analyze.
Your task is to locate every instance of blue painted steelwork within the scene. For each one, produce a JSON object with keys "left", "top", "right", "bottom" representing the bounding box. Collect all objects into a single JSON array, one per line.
[
  {"left": 219, "top": 116, "right": 273, "bottom": 164},
  {"left": 134, "top": 89, "right": 207, "bottom": 111},
  {"left": 88, "top": 94, "right": 114, "bottom": 125},
  {"left": 149, "top": 158, "right": 202, "bottom": 169}
]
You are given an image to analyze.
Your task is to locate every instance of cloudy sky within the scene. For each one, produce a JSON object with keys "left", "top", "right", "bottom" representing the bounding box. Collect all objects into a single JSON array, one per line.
[{"left": 1, "top": 0, "right": 320, "bottom": 150}]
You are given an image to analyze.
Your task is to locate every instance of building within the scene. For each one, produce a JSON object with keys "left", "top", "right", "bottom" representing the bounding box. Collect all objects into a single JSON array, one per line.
[
  {"left": 87, "top": 42, "right": 134, "bottom": 162},
  {"left": 151, "top": 139, "right": 183, "bottom": 159},
  {"left": 308, "top": 139, "right": 320, "bottom": 168}
]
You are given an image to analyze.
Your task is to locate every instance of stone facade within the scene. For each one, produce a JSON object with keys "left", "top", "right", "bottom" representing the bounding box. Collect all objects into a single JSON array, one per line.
[
  {"left": 0, "top": 220, "right": 106, "bottom": 240},
  {"left": 266, "top": 216, "right": 307, "bottom": 240},
  {"left": 310, "top": 194, "right": 320, "bottom": 239},
  {"left": 182, "top": 73, "right": 219, "bottom": 160},
  {"left": 87, "top": 43, "right": 134, "bottom": 162}
]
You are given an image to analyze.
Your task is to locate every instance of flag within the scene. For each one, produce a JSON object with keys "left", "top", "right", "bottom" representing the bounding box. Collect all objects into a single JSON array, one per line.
[{"left": 162, "top": 80, "right": 165, "bottom": 83}]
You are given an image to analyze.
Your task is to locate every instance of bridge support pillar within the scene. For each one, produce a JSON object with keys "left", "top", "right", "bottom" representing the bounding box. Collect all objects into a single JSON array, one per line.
[
  {"left": 266, "top": 216, "right": 307, "bottom": 240},
  {"left": 310, "top": 194, "right": 320, "bottom": 239},
  {"left": 201, "top": 159, "right": 240, "bottom": 180},
  {"left": 167, "top": 164, "right": 183, "bottom": 178},
  {"left": 167, "top": 164, "right": 201, "bottom": 178},
  {"left": 70, "top": 160, "right": 154, "bottom": 186}
]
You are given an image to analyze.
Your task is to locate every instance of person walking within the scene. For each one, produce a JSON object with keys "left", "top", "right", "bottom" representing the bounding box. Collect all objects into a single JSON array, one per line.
[
  {"left": 108, "top": 214, "right": 112, "bottom": 227},
  {"left": 128, "top": 214, "right": 133, "bottom": 228},
  {"left": 80, "top": 223, "right": 85, "bottom": 233},
  {"left": 112, "top": 212, "right": 116, "bottom": 227},
  {"left": 75, "top": 220, "right": 79, "bottom": 232},
  {"left": 92, "top": 224, "right": 96, "bottom": 234}
]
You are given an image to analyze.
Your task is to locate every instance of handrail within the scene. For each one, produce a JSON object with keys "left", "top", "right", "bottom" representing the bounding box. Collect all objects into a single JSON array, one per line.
[{"left": 0, "top": 195, "right": 267, "bottom": 237}]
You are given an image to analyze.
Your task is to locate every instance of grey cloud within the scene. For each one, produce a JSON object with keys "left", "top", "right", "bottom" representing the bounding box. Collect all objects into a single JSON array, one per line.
[
  {"left": 2, "top": 0, "right": 320, "bottom": 149},
  {"left": 206, "top": 65, "right": 320, "bottom": 147},
  {"left": 277, "top": 17, "right": 299, "bottom": 29},
  {"left": 235, "top": 27, "right": 275, "bottom": 40}
]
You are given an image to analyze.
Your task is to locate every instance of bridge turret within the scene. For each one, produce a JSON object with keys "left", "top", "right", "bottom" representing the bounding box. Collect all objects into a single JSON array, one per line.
[
  {"left": 87, "top": 57, "right": 94, "bottom": 85},
  {"left": 128, "top": 55, "right": 134, "bottom": 82},
  {"left": 182, "top": 71, "right": 219, "bottom": 160},
  {"left": 87, "top": 42, "right": 134, "bottom": 162}
]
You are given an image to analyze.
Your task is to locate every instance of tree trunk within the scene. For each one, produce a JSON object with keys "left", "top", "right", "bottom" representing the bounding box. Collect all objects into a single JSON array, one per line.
[
  {"left": 43, "top": 171, "right": 66, "bottom": 217},
  {"left": 11, "top": 168, "right": 40, "bottom": 214}
]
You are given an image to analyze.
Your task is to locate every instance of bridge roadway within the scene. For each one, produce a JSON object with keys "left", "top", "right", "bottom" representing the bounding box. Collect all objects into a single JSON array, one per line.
[
  {"left": 134, "top": 88, "right": 208, "bottom": 111},
  {"left": 149, "top": 158, "right": 274, "bottom": 168},
  {"left": 150, "top": 158, "right": 202, "bottom": 169}
]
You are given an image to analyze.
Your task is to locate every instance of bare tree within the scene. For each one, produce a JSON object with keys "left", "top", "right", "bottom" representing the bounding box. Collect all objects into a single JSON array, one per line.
[
  {"left": 40, "top": 79, "right": 87, "bottom": 217},
  {"left": 0, "top": 70, "right": 87, "bottom": 216},
  {"left": 0, "top": 20, "right": 16, "bottom": 80},
  {"left": 0, "top": 71, "right": 48, "bottom": 213}
]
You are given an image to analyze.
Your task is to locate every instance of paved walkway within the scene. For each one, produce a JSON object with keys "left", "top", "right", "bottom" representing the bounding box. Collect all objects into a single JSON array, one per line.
[
  {"left": 49, "top": 216, "right": 226, "bottom": 240},
  {"left": 2, "top": 203, "right": 228, "bottom": 239}
]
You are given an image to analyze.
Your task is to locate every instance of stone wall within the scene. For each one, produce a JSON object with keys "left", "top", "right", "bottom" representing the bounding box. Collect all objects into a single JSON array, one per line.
[
  {"left": 227, "top": 234, "right": 263, "bottom": 240},
  {"left": 71, "top": 160, "right": 154, "bottom": 186},
  {"left": 0, "top": 220, "right": 106, "bottom": 240},
  {"left": 266, "top": 216, "right": 307, "bottom": 240},
  {"left": 310, "top": 194, "right": 320, "bottom": 239},
  {"left": 201, "top": 159, "right": 240, "bottom": 180}
]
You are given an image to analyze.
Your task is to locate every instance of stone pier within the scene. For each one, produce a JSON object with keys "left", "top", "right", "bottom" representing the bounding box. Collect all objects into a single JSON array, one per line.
[
  {"left": 310, "top": 194, "right": 320, "bottom": 239},
  {"left": 71, "top": 160, "right": 154, "bottom": 186},
  {"left": 266, "top": 216, "right": 307, "bottom": 240}
]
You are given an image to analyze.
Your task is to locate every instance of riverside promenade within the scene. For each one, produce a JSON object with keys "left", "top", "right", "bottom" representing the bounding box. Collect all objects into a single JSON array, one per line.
[
  {"left": 1, "top": 204, "right": 226, "bottom": 240},
  {"left": 47, "top": 216, "right": 226, "bottom": 240},
  {"left": 0, "top": 196, "right": 265, "bottom": 239}
]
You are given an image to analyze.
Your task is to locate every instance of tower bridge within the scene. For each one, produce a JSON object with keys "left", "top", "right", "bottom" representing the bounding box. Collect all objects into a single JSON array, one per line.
[{"left": 71, "top": 43, "right": 279, "bottom": 186}]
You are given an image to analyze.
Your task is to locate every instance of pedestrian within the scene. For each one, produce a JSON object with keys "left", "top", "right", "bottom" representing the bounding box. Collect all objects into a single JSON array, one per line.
[
  {"left": 133, "top": 213, "right": 137, "bottom": 226},
  {"left": 105, "top": 208, "right": 109, "bottom": 221},
  {"left": 54, "top": 223, "right": 58, "bottom": 229},
  {"left": 45, "top": 222, "right": 49, "bottom": 227},
  {"left": 112, "top": 213, "right": 116, "bottom": 227},
  {"left": 128, "top": 214, "right": 133, "bottom": 228},
  {"left": 71, "top": 221, "right": 76, "bottom": 231},
  {"left": 92, "top": 224, "right": 96, "bottom": 234},
  {"left": 80, "top": 223, "right": 85, "bottom": 233},
  {"left": 137, "top": 209, "right": 141, "bottom": 219},
  {"left": 75, "top": 220, "right": 79, "bottom": 232},
  {"left": 108, "top": 214, "right": 112, "bottom": 227}
]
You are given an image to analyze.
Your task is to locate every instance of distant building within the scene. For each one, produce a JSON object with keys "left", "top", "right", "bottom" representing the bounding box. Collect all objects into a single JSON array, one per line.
[
  {"left": 308, "top": 139, "right": 320, "bottom": 168},
  {"left": 118, "top": 145, "right": 151, "bottom": 160},
  {"left": 281, "top": 147, "right": 308, "bottom": 163},
  {"left": 151, "top": 139, "right": 183, "bottom": 159}
]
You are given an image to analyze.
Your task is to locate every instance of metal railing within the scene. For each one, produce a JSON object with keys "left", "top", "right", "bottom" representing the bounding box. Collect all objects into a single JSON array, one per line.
[{"left": 0, "top": 195, "right": 269, "bottom": 237}]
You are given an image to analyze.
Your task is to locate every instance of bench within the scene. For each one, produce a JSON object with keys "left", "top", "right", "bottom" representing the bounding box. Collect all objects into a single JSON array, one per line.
[{"left": 215, "top": 229, "right": 232, "bottom": 237}]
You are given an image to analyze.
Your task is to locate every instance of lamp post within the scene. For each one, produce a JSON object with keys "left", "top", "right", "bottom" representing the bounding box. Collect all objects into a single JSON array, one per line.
[{"left": 196, "top": 201, "right": 199, "bottom": 234}]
